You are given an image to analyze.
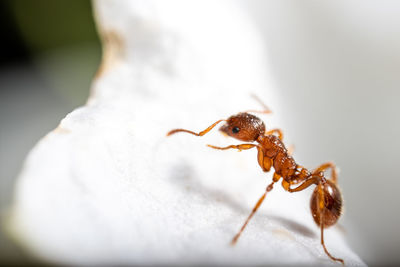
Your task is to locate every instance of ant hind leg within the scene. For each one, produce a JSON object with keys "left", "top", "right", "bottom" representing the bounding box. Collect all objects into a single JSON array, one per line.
[
  {"left": 287, "top": 176, "right": 320, "bottom": 192},
  {"left": 317, "top": 183, "right": 345, "bottom": 265},
  {"left": 313, "top": 162, "right": 338, "bottom": 183},
  {"left": 288, "top": 177, "right": 344, "bottom": 264}
]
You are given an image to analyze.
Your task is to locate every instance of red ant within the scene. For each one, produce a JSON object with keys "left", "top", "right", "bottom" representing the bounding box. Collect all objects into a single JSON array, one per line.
[{"left": 167, "top": 98, "right": 344, "bottom": 264}]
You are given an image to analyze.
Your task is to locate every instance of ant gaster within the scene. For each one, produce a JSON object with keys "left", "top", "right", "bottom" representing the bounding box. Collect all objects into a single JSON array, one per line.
[{"left": 167, "top": 99, "right": 344, "bottom": 264}]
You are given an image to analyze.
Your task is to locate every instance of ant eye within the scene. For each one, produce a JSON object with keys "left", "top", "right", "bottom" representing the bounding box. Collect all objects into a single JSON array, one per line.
[{"left": 232, "top": 127, "right": 240, "bottom": 134}]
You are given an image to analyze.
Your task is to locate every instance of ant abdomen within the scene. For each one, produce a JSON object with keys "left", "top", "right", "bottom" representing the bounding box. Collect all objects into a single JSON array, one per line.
[{"left": 310, "top": 180, "right": 343, "bottom": 227}]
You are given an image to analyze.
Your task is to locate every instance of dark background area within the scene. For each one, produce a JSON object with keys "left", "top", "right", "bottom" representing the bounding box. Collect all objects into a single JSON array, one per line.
[
  {"left": 0, "top": 3, "right": 30, "bottom": 66},
  {"left": 0, "top": 0, "right": 100, "bottom": 264}
]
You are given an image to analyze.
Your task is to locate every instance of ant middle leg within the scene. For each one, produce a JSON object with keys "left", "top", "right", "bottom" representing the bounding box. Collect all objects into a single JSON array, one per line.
[
  {"left": 231, "top": 181, "right": 275, "bottom": 245},
  {"left": 167, "top": 119, "right": 226, "bottom": 137}
]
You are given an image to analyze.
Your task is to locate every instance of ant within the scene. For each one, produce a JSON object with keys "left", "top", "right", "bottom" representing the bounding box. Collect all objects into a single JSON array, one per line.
[{"left": 167, "top": 97, "right": 344, "bottom": 264}]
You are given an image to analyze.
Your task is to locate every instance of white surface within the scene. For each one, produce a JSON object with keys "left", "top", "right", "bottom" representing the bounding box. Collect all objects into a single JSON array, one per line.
[{"left": 8, "top": 0, "right": 364, "bottom": 265}]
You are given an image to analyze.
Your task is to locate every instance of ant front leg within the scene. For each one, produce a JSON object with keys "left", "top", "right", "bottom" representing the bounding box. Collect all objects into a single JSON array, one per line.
[
  {"left": 207, "top": 144, "right": 258, "bottom": 151},
  {"left": 167, "top": 119, "right": 226, "bottom": 137},
  {"left": 256, "top": 147, "right": 273, "bottom": 172},
  {"left": 208, "top": 143, "right": 274, "bottom": 181}
]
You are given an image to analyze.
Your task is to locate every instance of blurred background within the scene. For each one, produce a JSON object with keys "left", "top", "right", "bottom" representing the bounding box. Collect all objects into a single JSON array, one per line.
[
  {"left": 0, "top": 0, "right": 101, "bottom": 264},
  {"left": 0, "top": 0, "right": 399, "bottom": 266}
]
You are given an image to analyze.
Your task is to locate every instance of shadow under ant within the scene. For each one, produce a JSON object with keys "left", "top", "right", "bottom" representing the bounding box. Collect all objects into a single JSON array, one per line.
[
  {"left": 266, "top": 214, "right": 316, "bottom": 239},
  {"left": 169, "top": 162, "right": 316, "bottom": 240},
  {"left": 168, "top": 162, "right": 248, "bottom": 214}
]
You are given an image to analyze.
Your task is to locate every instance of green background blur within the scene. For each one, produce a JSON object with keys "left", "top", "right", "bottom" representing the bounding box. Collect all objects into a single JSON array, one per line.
[{"left": 0, "top": 1, "right": 100, "bottom": 264}]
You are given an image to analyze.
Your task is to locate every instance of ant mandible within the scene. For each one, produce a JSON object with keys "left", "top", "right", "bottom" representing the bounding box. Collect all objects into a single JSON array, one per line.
[{"left": 167, "top": 97, "right": 344, "bottom": 264}]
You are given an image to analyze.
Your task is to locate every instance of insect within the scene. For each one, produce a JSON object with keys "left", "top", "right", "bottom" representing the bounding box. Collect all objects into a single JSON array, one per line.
[{"left": 167, "top": 99, "right": 344, "bottom": 264}]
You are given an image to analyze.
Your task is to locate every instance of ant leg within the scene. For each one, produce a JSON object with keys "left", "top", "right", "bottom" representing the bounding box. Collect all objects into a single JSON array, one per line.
[
  {"left": 288, "top": 178, "right": 344, "bottom": 264},
  {"left": 273, "top": 172, "right": 282, "bottom": 182},
  {"left": 210, "top": 144, "right": 271, "bottom": 175},
  {"left": 247, "top": 94, "right": 272, "bottom": 114},
  {"left": 244, "top": 109, "right": 272, "bottom": 115},
  {"left": 287, "top": 176, "right": 321, "bottom": 192},
  {"left": 167, "top": 119, "right": 226, "bottom": 137},
  {"left": 244, "top": 94, "right": 273, "bottom": 114},
  {"left": 317, "top": 183, "right": 345, "bottom": 264},
  {"left": 312, "top": 162, "right": 338, "bottom": 183},
  {"left": 231, "top": 181, "right": 275, "bottom": 245},
  {"left": 257, "top": 146, "right": 273, "bottom": 172},
  {"left": 265, "top": 128, "right": 283, "bottom": 140},
  {"left": 207, "top": 143, "right": 257, "bottom": 151}
]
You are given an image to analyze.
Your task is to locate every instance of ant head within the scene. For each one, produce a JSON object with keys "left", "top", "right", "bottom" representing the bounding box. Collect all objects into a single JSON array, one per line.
[{"left": 220, "top": 113, "right": 265, "bottom": 142}]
